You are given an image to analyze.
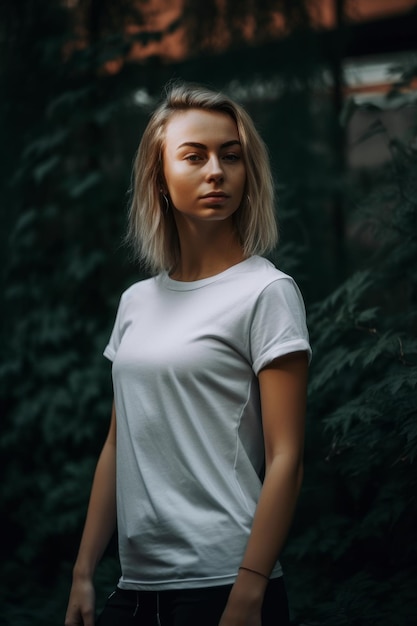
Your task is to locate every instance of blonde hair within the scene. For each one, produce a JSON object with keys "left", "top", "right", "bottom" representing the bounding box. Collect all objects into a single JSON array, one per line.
[{"left": 127, "top": 82, "right": 278, "bottom": 274}]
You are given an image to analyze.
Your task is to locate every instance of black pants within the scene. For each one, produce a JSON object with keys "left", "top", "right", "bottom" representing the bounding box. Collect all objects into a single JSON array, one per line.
[{"left": 96, "top": 577, "right": 290, "bottom": 626}]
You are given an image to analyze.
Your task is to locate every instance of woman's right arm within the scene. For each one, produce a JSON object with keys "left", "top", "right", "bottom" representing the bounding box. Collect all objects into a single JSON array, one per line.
[{"left": 64, "top": 403, "right": 117, "bottom": 626}]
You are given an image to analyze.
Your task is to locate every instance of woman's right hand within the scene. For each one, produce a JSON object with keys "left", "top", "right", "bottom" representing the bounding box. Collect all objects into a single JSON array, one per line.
[{"left": 64, "top": 576, "right": 96, "bottom": 626}]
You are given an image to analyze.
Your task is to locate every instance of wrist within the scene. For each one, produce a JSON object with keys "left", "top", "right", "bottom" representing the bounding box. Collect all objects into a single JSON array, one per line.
[
  {"left": 230, "top": 568, "right": 268, "bottom": 606},
  {"left": 239, "top": 566, "right": 269, "bottom": 581}
]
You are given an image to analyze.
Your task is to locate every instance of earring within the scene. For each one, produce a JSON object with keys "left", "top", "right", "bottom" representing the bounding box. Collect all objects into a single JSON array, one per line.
[
  {"left": 246, "top": 194, "right": 251, "bottom": 207},
  {"left": 161, "top": 192, "right": 170, "bottom": 213}
]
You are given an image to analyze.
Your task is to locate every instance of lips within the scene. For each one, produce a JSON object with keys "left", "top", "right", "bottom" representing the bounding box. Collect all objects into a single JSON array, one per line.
[{"left": 201, "top": 192, "right": 229, "bottom": 199}]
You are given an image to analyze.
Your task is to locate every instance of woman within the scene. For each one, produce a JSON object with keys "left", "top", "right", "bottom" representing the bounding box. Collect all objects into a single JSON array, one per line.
[{"left": 65, "top": 83, "right": 311, "bottom": 626}]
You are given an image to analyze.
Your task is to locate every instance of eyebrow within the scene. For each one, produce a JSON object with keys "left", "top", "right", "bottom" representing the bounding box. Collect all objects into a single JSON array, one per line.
[{"left": 176, "top": 140, "right": 241, "bottom": 151}]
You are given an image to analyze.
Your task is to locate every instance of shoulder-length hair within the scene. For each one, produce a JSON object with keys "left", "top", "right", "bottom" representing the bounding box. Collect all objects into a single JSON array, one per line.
[{"left": 127, "top": 82, "right": 278, "bottom": 274}]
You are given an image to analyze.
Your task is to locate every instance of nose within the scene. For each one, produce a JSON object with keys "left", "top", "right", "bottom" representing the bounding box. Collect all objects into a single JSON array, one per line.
[{"left": 205, "top": 156, "right": 224, "bottom": 183}]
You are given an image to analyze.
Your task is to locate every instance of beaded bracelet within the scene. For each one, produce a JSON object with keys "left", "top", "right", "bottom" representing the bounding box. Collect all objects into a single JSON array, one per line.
[{"left": 238, "top": 566, "right": 269, "bottom": 581}]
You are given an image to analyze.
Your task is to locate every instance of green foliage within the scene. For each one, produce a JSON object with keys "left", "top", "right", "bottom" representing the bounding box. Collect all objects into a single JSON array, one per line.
[
  {"left": 1, "top": 1, "right": 416, "bottom": 625},
  {"left": 0, "top": 2, "right": 136, "bottom": 621},
  {"left": 283, "top": 80, "right": 417, "bottom": 624}
]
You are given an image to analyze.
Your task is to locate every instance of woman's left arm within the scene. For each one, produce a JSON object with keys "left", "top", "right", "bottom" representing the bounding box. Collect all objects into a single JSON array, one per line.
[{"left": 219, "top": 350, "right": 309, "bottom": 626}]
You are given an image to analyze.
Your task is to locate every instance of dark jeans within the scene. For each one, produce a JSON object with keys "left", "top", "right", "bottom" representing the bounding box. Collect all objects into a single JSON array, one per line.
[{"left": 96, "top": 577, "right": 290, "bottom": 626}]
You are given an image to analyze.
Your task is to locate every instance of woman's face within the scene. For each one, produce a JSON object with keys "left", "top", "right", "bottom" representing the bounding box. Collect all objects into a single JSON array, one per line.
[{"left": 162, "top": 108, "right": 246, "bottom": 227}]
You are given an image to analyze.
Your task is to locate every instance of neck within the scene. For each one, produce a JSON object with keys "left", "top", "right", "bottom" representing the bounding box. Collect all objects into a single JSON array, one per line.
[{"left": 169, "top": 219, "right": 246, "bottom": 282}]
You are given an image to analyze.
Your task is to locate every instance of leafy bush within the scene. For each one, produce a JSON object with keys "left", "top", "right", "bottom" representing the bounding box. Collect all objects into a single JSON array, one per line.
[
  {"left": 284, "top": 89, "right": 417, "bottom": 625},
  {"left": 1, "top": 2, "right": 416, "bottom": 625}
]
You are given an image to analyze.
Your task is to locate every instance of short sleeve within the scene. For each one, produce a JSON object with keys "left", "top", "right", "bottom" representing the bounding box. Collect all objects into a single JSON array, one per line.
[
  {"left": 103, "top": 294, "right": 125, "bottom": 362},
  {"left": 250, "top": 278, "right": 312, "bottom": 375}
]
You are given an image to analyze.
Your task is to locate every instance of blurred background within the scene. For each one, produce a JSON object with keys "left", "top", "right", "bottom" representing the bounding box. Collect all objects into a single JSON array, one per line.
[{"left": 1, "top": 1, "right": 416, "bottom": 624}]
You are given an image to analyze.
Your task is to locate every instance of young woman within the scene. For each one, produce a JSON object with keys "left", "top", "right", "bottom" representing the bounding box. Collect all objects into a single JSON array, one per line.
[{"left": 64, "top": 83, "right": 311, "bottom": 626}]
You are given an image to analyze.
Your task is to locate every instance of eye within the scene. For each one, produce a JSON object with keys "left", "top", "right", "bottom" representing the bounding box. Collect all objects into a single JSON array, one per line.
[
  {"left": 185, "top": 153, "right": 203, "bottom": 162},
  {"left": 222, "top": 153, "right": 241, "bottom": 162}
]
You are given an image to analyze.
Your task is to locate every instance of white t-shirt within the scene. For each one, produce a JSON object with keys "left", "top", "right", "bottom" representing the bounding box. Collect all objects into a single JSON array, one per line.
[{"left": 104, "top": 255, "right": 311, "bottom": 591}]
